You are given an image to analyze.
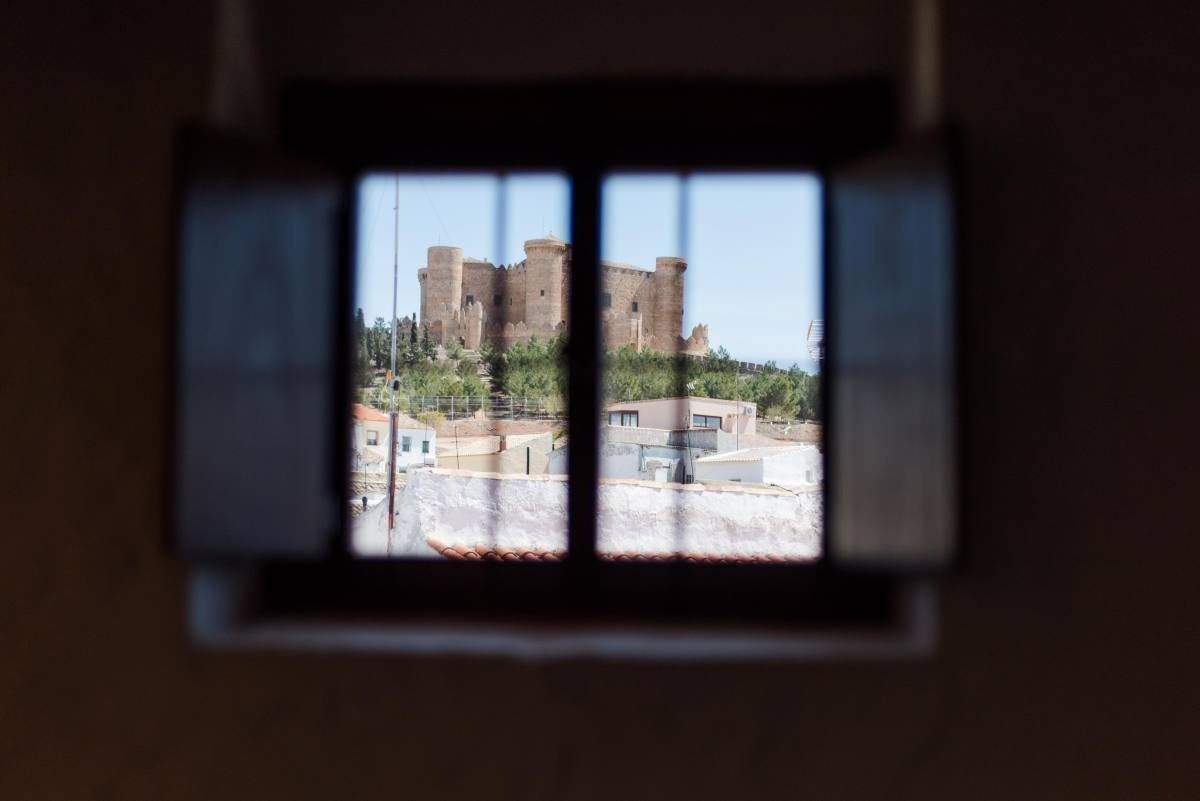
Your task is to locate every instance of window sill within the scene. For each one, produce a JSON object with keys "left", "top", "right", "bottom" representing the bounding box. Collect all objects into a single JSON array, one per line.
[{"left": 188, "top": 564, "right": 937, "bottom": 661}]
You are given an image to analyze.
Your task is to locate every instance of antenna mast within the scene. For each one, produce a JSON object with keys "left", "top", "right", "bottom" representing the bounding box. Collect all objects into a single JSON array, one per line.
[{"left": 386, "top": 175, "right": 400, "bottom": 553}]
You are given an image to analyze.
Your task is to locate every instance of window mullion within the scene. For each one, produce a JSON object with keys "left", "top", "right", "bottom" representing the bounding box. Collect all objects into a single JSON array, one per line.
[{"left": 566, "top": 168, "right": 601, "bottom": 564}]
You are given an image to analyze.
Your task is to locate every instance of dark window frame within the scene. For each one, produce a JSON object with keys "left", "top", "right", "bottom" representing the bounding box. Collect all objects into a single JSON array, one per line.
[
  {"left": 609, "top": 410, "right": 639, "bottom": 427},
  {"left": 175, "top": 79, "right": 948, "bottom": 635}
]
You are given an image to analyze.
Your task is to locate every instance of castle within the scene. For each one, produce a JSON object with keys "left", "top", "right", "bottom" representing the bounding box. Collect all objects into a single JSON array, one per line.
[{"left": 418, "top": 235, "right": 710, "bottom": 355}]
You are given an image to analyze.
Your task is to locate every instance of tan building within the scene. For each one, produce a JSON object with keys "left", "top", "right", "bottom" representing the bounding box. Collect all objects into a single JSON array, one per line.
[
  {"left": 418, "top": 235, "right": 709, "bottom": 355},
  {"left": 605, "top": 396, "right": 757, "bottom": 435}
]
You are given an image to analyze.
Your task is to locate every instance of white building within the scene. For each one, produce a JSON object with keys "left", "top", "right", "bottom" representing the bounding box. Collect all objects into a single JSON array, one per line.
[
  {"left": 352, "top": 403, "right": 437, "bottom": 472},
  {"left": 693, "top": 444, "right": 822, "bottom": 488}
]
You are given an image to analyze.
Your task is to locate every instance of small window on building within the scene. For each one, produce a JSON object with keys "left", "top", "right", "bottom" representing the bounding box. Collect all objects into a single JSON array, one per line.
[
  {"left": 421, "top": 440, "right": 430, "bottom": 454},
  {"left": 631, "top": 301, "right": 639, "bottom": 312},
  {"left": 494, "top": 294, "right": 502, "bottom": 306},
  {"left": 401, "top": 436, "right": 412, "bottom": 453},
  {"left": 692, "top": 414, "right": 722, "bottom": 429},
  {"left": 805, "top": 469, "right": 814, "bottom": 483},
  {"left": 540, "top": 289, "right": 545, "bottom": 296},
  {"left": 465, "top": 294, "right": 474, "bottom": 306},
  {"left": 609, "top": 410, "right": 638, "bottom": 427},
  {"left": 601, "top": 292, "right": 612, "bottom": 308},
  {"left": 366, "top": 430, "right": 379, "bottom": 446}
]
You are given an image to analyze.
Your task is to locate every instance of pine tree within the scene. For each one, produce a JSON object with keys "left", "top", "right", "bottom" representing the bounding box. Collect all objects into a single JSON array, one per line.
[
  {"left": 421, "top": 324, "right": 435, "bottom": 360},
  {"left": 353, "top": 308, "right": 371, "bottom": 387}
]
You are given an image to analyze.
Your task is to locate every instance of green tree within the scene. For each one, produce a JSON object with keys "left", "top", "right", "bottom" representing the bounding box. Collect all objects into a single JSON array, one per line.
[
  {"left": 747, "top": 363, "right": 798, "bottom": 418},
  {"left": 787, "top": 366, "right": 821, "bottom": 421},
  {"left": 368, "top": 317, "right": 390, "bottom": 369},
  {"left": 421, "top": 324, "right": 436, "bottom": 360},
  {"left": 353, "top": 308, "right": 372, "bottom": 387}
]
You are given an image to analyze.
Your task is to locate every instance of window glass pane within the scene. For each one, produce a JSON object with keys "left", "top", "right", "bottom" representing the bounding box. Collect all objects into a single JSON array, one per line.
[
  {"left": 598, "top": 172, "right": 824, "bottom": 562},
  {"left": 350, "top": 172, "right": 570, "bottom": 558}
]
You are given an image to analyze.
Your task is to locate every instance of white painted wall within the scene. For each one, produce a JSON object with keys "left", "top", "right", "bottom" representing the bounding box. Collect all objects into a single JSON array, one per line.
[
  {"left": 762, "top": 445, "right": 823, "bottom": 487},
  {"left": 353, "top": 419, "right": 437, "bottom": 471},
  {"left": 693, "top": 459, "right": 766, "bottom": 484},
  {"left": 395, "top": 426, "right": 437, "bottom": 469},
  {"left": 379, "top": 468, "right": 821, "bottom": 560},
  {"left": 694, "top": 445, "right": 823, "bottom": 488}
]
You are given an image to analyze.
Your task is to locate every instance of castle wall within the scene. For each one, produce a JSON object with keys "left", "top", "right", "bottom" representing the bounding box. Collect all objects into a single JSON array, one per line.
[
  {"left": 418, "top": 238, "right": 703, "bottom": 354},
  {"left": 600, "top": 264, "right": 654, "bottom": 350},
  {"left": 461, "top": 261, "right": 498, "bottom": 317}
]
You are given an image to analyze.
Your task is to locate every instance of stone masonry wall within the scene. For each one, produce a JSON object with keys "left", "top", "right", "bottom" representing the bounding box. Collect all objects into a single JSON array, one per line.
[{"left": 419, "top": 238, "right": 706, "bottom": 354}]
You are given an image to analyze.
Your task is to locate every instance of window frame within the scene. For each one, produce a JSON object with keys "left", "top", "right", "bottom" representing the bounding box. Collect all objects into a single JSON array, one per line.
[
  {"left": 180, "top": 78, "right": 944, "bottom": 640},
  {"left": 609, "top": 410, "right": 639, "bottom": 427}
]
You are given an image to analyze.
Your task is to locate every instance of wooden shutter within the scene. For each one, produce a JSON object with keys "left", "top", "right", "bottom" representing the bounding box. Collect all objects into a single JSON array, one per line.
[
  {"left": 827, "top": 137, "right": 959, "bottom": 569},
  {"left": 170, "top": 131, "right": 344, "bottom": 557}
]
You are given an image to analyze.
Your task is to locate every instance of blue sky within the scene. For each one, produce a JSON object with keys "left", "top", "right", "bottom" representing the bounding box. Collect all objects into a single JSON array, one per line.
[{"left": 356, "top": 172, "right": 821, "bottom": 368}]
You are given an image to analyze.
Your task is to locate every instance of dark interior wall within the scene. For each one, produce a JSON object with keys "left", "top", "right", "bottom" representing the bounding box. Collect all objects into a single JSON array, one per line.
[{"left": 3, "top": 1, "right": 1199, "bottom": 798}]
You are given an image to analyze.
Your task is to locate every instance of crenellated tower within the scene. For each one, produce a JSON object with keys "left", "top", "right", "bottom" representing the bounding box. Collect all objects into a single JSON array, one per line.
[
  {"left": 523, "top": 235, "right": 567, "bottom": 330},
  {"left": 651, "top": 256, "right": 687, "bottom": 353}
]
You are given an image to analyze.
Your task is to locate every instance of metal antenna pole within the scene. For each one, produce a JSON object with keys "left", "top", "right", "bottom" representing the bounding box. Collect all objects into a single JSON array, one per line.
[{"left": 386, "top": 175, "right": 400, "bottom": 552}]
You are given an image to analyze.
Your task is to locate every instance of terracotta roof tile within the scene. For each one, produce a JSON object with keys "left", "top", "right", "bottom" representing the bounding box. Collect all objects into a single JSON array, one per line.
[{"left": 424, "top": 537, "right": 813, "bottom": 564}]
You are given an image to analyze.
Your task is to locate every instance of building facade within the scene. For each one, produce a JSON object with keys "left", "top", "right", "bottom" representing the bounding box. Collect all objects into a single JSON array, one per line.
[
  {"left": 351, "top": 404, "right": 437, "bottom": 472},
  {"left": 418, "top": 235, "right": 710, "bottom": 355},
  {"left": 604, "top": 396, "right": 757, "bottom": 435}
]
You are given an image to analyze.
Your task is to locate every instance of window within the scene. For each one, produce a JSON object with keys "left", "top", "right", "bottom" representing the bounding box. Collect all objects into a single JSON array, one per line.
[
  {"left": 692, "top": 414, "right": 721, "bottom": 429},
  {"left": 171, "top": 81, "right": 957, "bottom": 655},
  {"left": 609, "top": 410, "right": 638, "bottom": 427},
  {"left": 401, "top": 436, "right": 411, "bottom": 453},
  {"left": 421, "top": 440, "right": 430, "bottom": 454},
  {"left": 493, "top": 294, "right": 502, "bottom": 306},
  {"left": 464, "top": 294, "right": 474, "bottom": 306},
  {"left": 631, "top": 301, "right": 638, "bottom": 312},
  {"left": 366, "top": 430, "right": 379, "bottom": 445}
]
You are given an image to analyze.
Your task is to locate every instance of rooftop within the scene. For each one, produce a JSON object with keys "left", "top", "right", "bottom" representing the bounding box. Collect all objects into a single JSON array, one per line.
[
  {"left": 353, "top": 403, "right": 429, "bottom": 429},
  {"left": 695, "top": 445, "right": 817, "bottom": 464},
  {"left": 426, "top": 537, "right": 814, "bottom": 564},
  {"left": 606, "top": 396, "right": 756, "bottom": 409}
]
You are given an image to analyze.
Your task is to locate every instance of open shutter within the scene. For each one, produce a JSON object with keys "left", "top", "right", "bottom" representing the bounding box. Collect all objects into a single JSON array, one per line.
[
  {"left": 170, "top": 131, "right": 344, "bottom": 557},
  {"left": 827, "top": 137, "right": 958, "bottom": 569}
]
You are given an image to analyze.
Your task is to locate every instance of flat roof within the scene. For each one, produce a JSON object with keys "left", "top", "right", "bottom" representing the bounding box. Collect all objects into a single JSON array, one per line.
[{"left": 695, "top": 445, "right": 816, "bottom": 464}]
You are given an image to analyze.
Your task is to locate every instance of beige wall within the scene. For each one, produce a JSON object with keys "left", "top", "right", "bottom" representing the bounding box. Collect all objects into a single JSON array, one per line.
[
  {"left": 608, "top": 397, "right": 757, "bottom": 434},
  {"left": 5, "top": 1, "right": 1200, "bottom": 798}
]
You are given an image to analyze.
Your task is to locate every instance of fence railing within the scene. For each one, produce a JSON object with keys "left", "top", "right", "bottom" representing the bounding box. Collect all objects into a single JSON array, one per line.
[{"left": 358, "top": 391, "right": 566, "bottom": 420}]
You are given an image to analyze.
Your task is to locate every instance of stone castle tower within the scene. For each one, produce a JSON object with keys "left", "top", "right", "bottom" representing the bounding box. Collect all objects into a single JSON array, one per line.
[{"left": 418, "top": 235, "right": 710, "bottom": 355}]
